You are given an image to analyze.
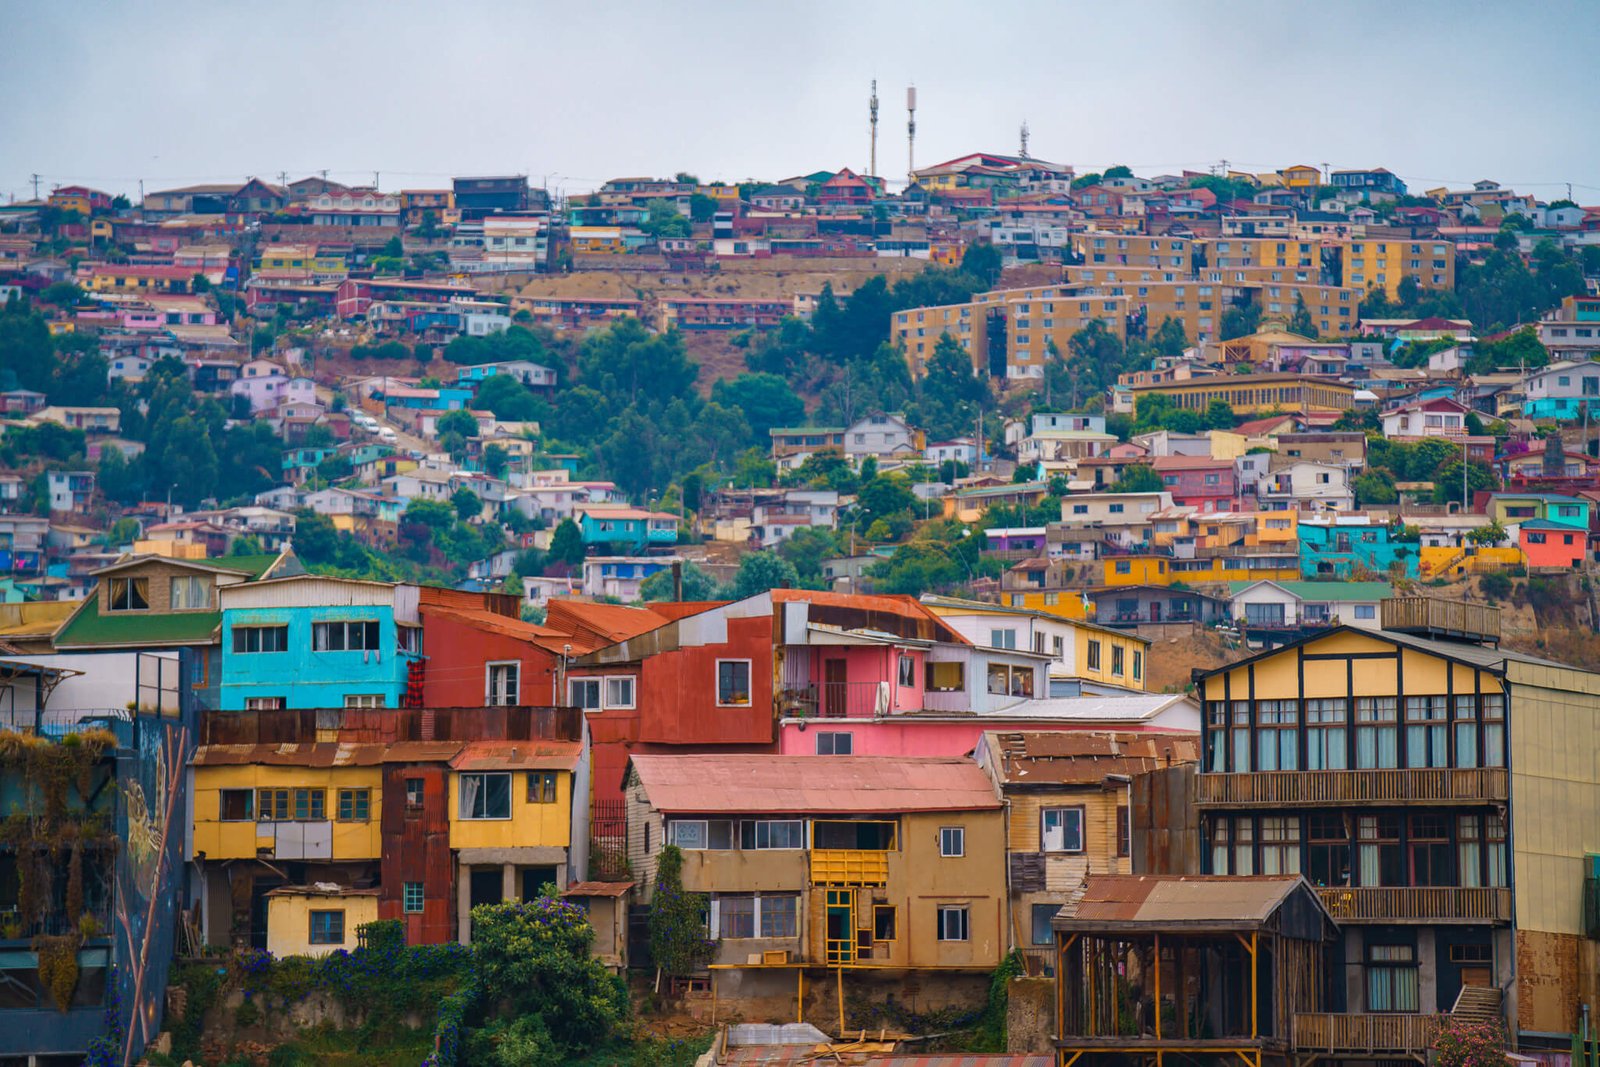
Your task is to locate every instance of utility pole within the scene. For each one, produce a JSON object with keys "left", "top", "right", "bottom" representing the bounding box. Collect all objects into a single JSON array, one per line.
[
  {"left": 906, "top": 85, "right": 917, "bottom": 187},
  {"left": 29, "top": 174, "right": 41, "bottom": 200},
  {"left": 869, "top": 80, "right": 879, "bottom": 179},
  {"left": 1322, "top": 162, "right": 1331, "bottom": 184},
  {"left": 277, "top": 171, "right": 289, "bottom": 187},
  {"left": 1020, "top": 119, "right": 1030, "bottom": 160}
]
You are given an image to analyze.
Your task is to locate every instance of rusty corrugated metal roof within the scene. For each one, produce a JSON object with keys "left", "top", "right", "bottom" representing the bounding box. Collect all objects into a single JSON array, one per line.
[
  {"left": 1066, "top": 874, "right": 1306, "bottom": 927},
  {"left": 449, "top": 739, "right": 582, "bottom": 772},
  {"left": 563, "top": 881, "right": 634, "bottom": 898},
  {"left": 629, "top": 754, "right": 1000, "bottom": 815},
  {"left": 986, "top": 731, "right": 1199, "bottom": 786},
  {"left": 191, "top": 742, "right": 386, "bottom": 767},
  {"left": 379, "top": 741, "right": 465, "bottom": 763}
]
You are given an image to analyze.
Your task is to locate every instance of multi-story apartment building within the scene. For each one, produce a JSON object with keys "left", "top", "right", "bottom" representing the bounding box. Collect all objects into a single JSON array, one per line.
[
  {"left": 1534, "top": 295, "right": 1600, "bottom": 361},
  {"left": 891, "top": 285, "right": 1128, "bottom": 379},
  {"left": 1128, "top": 373, "right": 1356, "bottom": 416},
  {"left": 626, "top": 753, "right": 1006, "bottom": 1014},
  {"left": 1341, "top": 237, "right": 1456, "bottom": 298},
  {"left": 1182, "top": 600, "right": 1600, "bottom": 1058}
]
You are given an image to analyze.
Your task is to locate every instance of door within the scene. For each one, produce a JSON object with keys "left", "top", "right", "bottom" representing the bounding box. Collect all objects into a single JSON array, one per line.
[
  {"left": 1460, "top": 966, "right": 1492, "bottom": 989},
  {"left": 824, "top": 659, "right": 848, "bottom": 717},
  {"left": 521, "top": 866, "right": 559, "bottom": 901},
  {"left": 1149, "top": 600, "right": 1162, "bottom": 622},
  {"left": 470, "top": 869, "right": 503, "bottom": 908},
  {"left": 825, "top": 889, "right": 855, "bottom": 963}
]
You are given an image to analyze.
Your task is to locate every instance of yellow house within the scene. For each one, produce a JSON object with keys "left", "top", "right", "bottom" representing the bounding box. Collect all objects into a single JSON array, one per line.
[
  {"left": 447, "top": 741, "right": 582, "bottom": 940},
  {"left": 627, "top": 754, "right": 1008, "bottom": 1021},
  {"left": 1101, "top": 556, "right": 1170, "bottom": 587},
  {"left": 923, "top": 595, "right": 1149, "bottom": 691},
  {"left": 570, "top": 227, "right": 628, "bottom": 254},
  {"left": 1193, "top": 606, "right": 1600, "bottom": 1041},
  {"left": 1003, "top": 589, "right": 1094, "bottom": 622},
  {"left": 1278, "top": 164, "right": 1322, "bottom": 189},
  {"left": 190, "top": 744, "right": 385, "bottom": 863},
  {"left": 265, "top": 886, "right": 380, "bottom": 957},
  {"left": 1418, "top": 543, "right": 1523, "bottom": 578}
]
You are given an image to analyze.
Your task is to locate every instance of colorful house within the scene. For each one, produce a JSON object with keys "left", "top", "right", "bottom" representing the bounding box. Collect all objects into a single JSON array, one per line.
[
  {"left": 217, "top": 575, "right": 424, "bottom": 710},
  {"left": 1517, "top": 519, "right": 1587, "bottom": 569},
  {"left": 1298, "top": 518, "right": 1420, "bottom": 579},
  {"left": 576, "top": 506, "right": 679, "bottom": 553},
  {"left": 922, "top": 595, "right": 1150, "bottom": 691}
]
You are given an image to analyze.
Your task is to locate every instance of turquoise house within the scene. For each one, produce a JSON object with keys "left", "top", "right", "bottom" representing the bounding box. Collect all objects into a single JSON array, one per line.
[
  {"left": 1299, "top": 519, "right": 1419, "bottom": 579},
  {"left": 577, "top": 507, "right": 679, "bottom": 553},
  {"left": 217, "top": 575, "right": 422, "bottom": 710},
  {"left": 282, "top": 445, "right": 340, "bottom": 475}
]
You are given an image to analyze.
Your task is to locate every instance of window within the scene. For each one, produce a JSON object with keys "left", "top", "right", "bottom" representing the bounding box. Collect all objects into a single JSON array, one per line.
[
  {"left": 990, "top": 628, "right": 1017, "bottom": 650},
  {"left": 1481, "top": 693, "right": 1505, "bottom": 767},
  {"left": 1452, "top": 695, "right": 1478, "bottom": 768},
  {"left": 1358, "top": 814, "right": 1403, "bottom": 886},
  {"left": 343, "top": 694, "right": 384, "bottom": 709},
  {"left": 874, "top": 904, "right": 897, "bottom": 941},
  {"left": 293, "top": 789, "right": 325, "bottom": 820},
  {"left": 717, "top": 660, "right": 752, "bottom": 706},
  {"left": 1032, "top": 903, "right": 1060, "bottom": 946},
  {"left": 668, "top": 819, "right": 734, "bottom": 850},
  {"left": 567, "top": 678, "right": 601, "bottom": 709},
  {"left": 336, "top": 788, "right": 369, "bottom": 821},
  {"left": 1260, "top": 816, "right": 1301, "bottom": 875},
  {"left": 897, "top": 654, "right": 916, "bottom": 687},
  {"left": 940, "top": 826, "right": 965, "bottom": 857},
  {"left": 1408, "top": 813, "right": 1454, "bottom": 886},
  {"left": 717, "top": 895, "right": 756, "bottom": 938},
  {"left": 257, "top": 788, "right": 289, "bottom": 820},
  {"left": 1041, "top": 807, "right": 1085, "bottom": 853},
  {"left": 1132, "top": 650, "right": 1142, "bottom": 682},
  {"left": 527, "top": 771, "right": 558, "bottom": 804},
  {"left": 1306, "top": 813, "right": 1350, "bottom": 887},
  {"left": 405, "top": 778, "right": 424, "bottom": 809},
  {"left": 761, "top": 895, "right": 799, "bottom": 938},
  {"left": 815, "top": 731, "right": 853, "bottom": 755},
  {"left": 937, "top": 905, "right": 969, "bottom": 941},
  {"left": 312, "top": 620, "right": 380, "bottom": 651},
  {"left": 925, "top": 662, "right": 964, "bottom": 692},
  {"left": 486, "top": 662, "right": 520, "bottom": 706},
  {"left": 1115, "top": 560, "right": 1131, "bottom": 574},
  {"left": 1356, "top": 697, "right": 1398, "bottom": 769},
  {"left": 740, "top": 819, "right": 804, "bottom": 850},
  {"left": 1457, "top": 813, "right": 1509, "bottom": 889},
  {"left": 1305, "top": 699, "right": 1348, "bottom": 770},
  {"left": 604, "top": 676, "right": 635, "bottom": 709},
  {"left": 1087, "top": 640, "right": 1102, "bottom": 670},
  {"left": 459, "top": 772, "right": 511, "bottom": 820},
  {"left": 1353, "top": 604, "right": 1375, "bottom": 620},
  {"left": 1257, "top": 700, "right": 1298, "bottom": 771},
  {"left": 106, "top": 577, "right": 149, "bottom": 611},
  {"left": 170, "top": 575, "right": 209, "bottom": 610},
  {"left": 398, "top": 627, "right": 422, "bottom": 655},
  {"left": 403, "top": 882, "right": 424, "bottom": 914},
  {"left": 309, "top": 910, "right": 345, "bottom": 946},
  {"left": 1111, "top": 646, "right": 1125, "bottom": 677},
  {"left": 232, "top": 625, "right": 288, "bottom": 654},
  {"left": 1405, "top": 696, "right": 1448, "bottom": 767},
  {"left": 220, "top": 789, "right": 253, "bottom": 821},
  {"left": 1367, "top": 943, "right": 1419, "bottom": 1012},
  {"left": 1117, "top": 805, "right": 1131, "bottom": 858}
]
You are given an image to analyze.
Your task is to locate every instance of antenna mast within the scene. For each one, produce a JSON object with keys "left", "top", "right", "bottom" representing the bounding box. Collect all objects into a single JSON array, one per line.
[
  {"left": 869, "top": 80, "right": 879, "bottom": 178},
  {"left": 1020, "top": 119, "right": 1030, "bottom": 159},
  {"left": 906, "top": 85, "right": 917, "bottom": 186}
]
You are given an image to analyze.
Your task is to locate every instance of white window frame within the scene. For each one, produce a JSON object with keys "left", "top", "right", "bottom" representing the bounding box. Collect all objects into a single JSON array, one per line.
[
  {"left": 486, "top": 661, "right": 521, "bottom": 706},
  {"left": 343, "top": 694, "right": 385, "bottom": 709},
  {"left": 940, "top": 826, "right": 965, "bottom": 857},
  {"left": 669, "top": 819, "right": 735, "bottom": 850},
  {"left": 604, "top": 675, "right": 635, "bottom": 709},
  {"left": 244, "top": 696, "right": 286, "bottom": 711},
  {"left": 1042, "top": 807, "right": 1086, "bottom": 853},
  {"left": 716, "top": 659, "right": 753, "bottom": 707},
  {"left": 937, "top": 905, "right": 970, "bottom": 942},
  {"left": 568, "top": 677, "right": 601, "bottom": 709}
]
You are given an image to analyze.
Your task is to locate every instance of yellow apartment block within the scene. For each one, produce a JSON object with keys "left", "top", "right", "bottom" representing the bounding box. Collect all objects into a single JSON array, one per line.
[
  {"left": 1342, "top": 237, "right": 1456, "bottom": 298},
  {"left": 191, "top": 758, "right": 383, "bottom": 862},
  {"left": 892, "top": 285, "right": 1127, "bottom": 380},
  {"left": 1129, "top": 372, "right": 1356, "bottom": 415}
]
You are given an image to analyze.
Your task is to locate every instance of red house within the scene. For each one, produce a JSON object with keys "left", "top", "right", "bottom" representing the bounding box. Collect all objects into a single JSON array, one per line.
[
  {"left": 817, "top": 168, "right": 874, "bottom": 207},
  {"left": 1518, "top": 519, "right": 1587, "bottom": 570},
  {"left": 1152, "top": 455, "right": 1240, "bottom": 512}
]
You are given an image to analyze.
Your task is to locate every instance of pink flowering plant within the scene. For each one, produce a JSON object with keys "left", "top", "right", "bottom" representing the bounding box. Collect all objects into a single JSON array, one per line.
[{"left": 1434, "top": 1018, "right": 1510, "bottom": 1067}]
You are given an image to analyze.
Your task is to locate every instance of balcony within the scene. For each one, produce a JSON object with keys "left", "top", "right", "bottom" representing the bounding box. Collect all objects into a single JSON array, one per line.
[
  {"left": 1293, "top": 1012, "right": 1446, "bottom": 1057},
  {"left": 810, "top": 849, "right": 889, "bottom": 886},
  {"left": 1315, "top": 886, "right": 1511, "bottom": 923},
  {"left": 782, "top": 681, "right": 890, "bottom": 719},
  {"left": 1195, "top": 768, "right": 1509, "bottom": 807}
]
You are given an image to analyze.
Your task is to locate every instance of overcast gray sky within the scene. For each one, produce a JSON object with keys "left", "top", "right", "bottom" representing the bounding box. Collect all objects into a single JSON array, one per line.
[{"left": 3, "top": 0, "right": 1598, "bottom": 204}]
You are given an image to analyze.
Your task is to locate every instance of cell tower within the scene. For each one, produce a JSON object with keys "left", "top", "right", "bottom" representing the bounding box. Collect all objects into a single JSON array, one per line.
[
  {"left": 1020, "top": 119, "right": 1030, "bottom": 159},
  {"left": 869, "top": 80, "right": 879, "bottom": 178},
  {"left": 906, "top": 85, "right": 917, "bottom": 184}
]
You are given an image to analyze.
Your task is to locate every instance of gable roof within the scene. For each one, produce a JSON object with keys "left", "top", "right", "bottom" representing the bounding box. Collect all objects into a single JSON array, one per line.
[
  {"left": 1227, "top": 580, "right": 1393, "bottom": 602},
  {"left": 628, "top": 754, "right": 1000, "bottom": 814},
  {"left": 983, "top": 731, "right": 1199, "bottom": 786},
  {"left": 1061, "top": 874, "right": 1330, "bottom": 932}
]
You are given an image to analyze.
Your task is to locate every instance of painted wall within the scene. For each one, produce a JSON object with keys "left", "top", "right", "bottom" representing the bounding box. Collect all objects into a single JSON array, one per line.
[
  {"left": 447, "top": 768, "right": 573, "bottom": 851},
  {"left": 219, "top": 604, "right": 410, "bottom": 710},
  {"left": 191, "top": 764, "right": 382, "bottom": 860},
  {"left": 1518, "top": 526, "right": 1587, "bottom": 569},
  {"left": 266, "top": 893, "right": 379, "bottom": 957},
  {"left": 420, "top": 608, "right": 559, "bottom": 707},
  {"left": 806, "top": 644, "right": 924, "bottom": 713}
]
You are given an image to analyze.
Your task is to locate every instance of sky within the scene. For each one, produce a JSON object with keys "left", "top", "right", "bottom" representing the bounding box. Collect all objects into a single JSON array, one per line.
[{"left": 3, "top": 0, "right": 1599, "bottom": 204}]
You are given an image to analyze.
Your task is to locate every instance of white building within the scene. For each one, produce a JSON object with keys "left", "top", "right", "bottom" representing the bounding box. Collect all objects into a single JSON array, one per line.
[{"left": 1227, "top": 579, "right": 1392, "bottom": 633}]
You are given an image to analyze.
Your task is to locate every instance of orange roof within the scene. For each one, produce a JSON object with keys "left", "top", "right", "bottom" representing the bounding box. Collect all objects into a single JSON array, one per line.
[
  {"left": 422, "top": 603, "right": 563, "bottom": 641},
  {"left": 563, "top": 881, "right": 635, "bottom": 898},
  {"left": 769, "top": 588, "right": 968, "bottom": 644},
  {"left": 643, "top": 600, "right": 728, "bottom": 622},
  {"left": 449, "top": 740, "right": 582, "bottom": 772},
  {"left": 628, "top": 754, "right": 1001, "bottom": 814},
  {"left": 544, "top": 599, "right": 672, "bottom": 646}
]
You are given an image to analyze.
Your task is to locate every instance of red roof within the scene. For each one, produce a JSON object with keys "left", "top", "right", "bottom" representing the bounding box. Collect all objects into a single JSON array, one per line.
[
  {"left": 628, "top": 754, "right": 1001, "bottom": 814},
  {"left": 449, "top": 740, "right": 582, "bottom": 772}
]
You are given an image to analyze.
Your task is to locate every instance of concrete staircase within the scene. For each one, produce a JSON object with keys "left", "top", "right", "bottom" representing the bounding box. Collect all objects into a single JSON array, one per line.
[{"left": 1450, "top": 985, "right": 1503, "bottom": 1026}]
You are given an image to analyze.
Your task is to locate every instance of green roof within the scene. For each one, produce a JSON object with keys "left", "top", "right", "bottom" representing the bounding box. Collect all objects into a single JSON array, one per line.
[
  {"left": 53, "top": 594, "right": 222, "bottom": 649},
  {"left": 210, "top": 553, "right": 286, "bottom": 578},
  {"left": 1228, "top": 580, "right": 1393, "bottom": 602}
]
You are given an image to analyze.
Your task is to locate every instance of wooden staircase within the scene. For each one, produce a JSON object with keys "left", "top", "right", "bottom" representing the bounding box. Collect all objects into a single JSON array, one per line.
[{"left": 1451, "top": 985, "right": 1503, "bottom": 1026}]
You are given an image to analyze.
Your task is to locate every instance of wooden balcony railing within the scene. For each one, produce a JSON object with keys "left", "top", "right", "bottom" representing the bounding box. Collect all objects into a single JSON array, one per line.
[
  {"left": 810, "top": 849, "right": 889, "bottom": 887},
  {"left": 1195, "top": 768, "right": 1508, "bottom": 807},
  {"left": 1293, "top": 1012, "right": 1446, "bottom": 1054},
  {"left": 1315, "top": 886, "right": 1512, "bottom": 923}
]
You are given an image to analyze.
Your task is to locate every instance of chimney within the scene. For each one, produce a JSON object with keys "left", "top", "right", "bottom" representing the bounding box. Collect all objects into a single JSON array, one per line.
[{"left": 671, "top": 561, "right": 683, "bottom": 600}]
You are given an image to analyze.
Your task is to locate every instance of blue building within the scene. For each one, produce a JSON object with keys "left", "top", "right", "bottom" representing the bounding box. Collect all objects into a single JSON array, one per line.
[
  {"left": 217, "top": 575, "right": 423, "bottom": 710},
  {"left": 577, "top": 506, "right": 679, "bottom": 553},
  {"left": 1298, "top": 518, "right": 1419, "bottom": 579}
]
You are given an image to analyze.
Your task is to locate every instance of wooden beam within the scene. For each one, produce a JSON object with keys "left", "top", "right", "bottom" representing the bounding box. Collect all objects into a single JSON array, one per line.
[
  {"left": 1250, "top": 931, "right": 1259, "bottom": 1040},
  {"left": 1154, "top": 933, "right": 1162, "bottom": 1040},
  {"left": 837, "top": 965, "right": 846, "bottom": 1038},
  {"left": 797, "top": 967, "right": 804, "bottom": 1024}
]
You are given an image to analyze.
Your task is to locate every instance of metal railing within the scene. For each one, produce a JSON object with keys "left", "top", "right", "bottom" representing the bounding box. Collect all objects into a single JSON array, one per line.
[{"left": 786, "top": 681, "right": 891, "bottom": 719}]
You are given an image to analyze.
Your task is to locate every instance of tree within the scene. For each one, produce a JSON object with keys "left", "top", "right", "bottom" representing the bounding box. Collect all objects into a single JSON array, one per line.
[
  {"left": 548, "top": 518, "right": 585, "bottom": 567},
  {"left": 1432, "top": 460, "right": 1496, "bottom": 507},
  {"left": 1103, "top": 164, "right": 1133, "bottom": 179},
  {"left": 778, "top": 526, "right": 840, "bottom": 582},
  {"left": 640, "top": 200, "right": 691, "bottom": 240},
  {"left": 1134, "top": 392, "right": 1203, "bottom": 434},
  {"left": 97, "top": 446, "right": 143, "bottom": 504},
  {"left": 1433, "top": 1019, "right": 1510, "bottom": 1067},
  {"left": 381, "top": 235, "right": 403, "bottom": 258},
  {"left": 472, "top": 373, "right": 542, "bottom": 421},
  {"left": 638, "top": 560, "right": 720, "bottom": 601},
  {"left": 917, "top": 333, "right": 989, "bottom": 440},
  {"left": 856, "top": 473, "right": 916, "bottom": 529},
  {"left": 1289, "top": 293, "right": 1318, "bottom": 339},
  {"left": 1220, "top": 303, "right": 1262, "bottom": 341},
  {"left": 1110, "top": 465, "right": 1164, "bottom": 493},
  {"left": 1204, "top": 398, "right": 1237, "bottom": 430},
  {"left": 1351, "top": 470, "right": 1398, "bottom": 507},
  {"left": 960, "top": 242, "right": 1003, "bottom": 288},
  {"left": 482, "top": 443, "right": 510, "bottom": 479},
  {"left": 647, "top": 846, "right": 715, "bottom": 982},
  {"left": 730, "top": 448, "right": 776, "bottom": 489},
  {"left": 711, "top": 373, "right": 805, "bottom": 445},
  {"left": 403, "top": 498, "right": 456, "bottom": 531},
  {"left": 1150, "top": 316, "right": 1188, "bottom": 357},
  {"left": 465, "top": 895, "right": 630, "bottom": 1066},
  {"left": 729, "top": 551, "right": 799, "bottom": 599},
  {"left": 688, "top": 193, "right": 718, "bottom": 222},
  {"left": 452, "top": 486, "right": 483, "bottom": 522},
  {"left": 437, "top": 408, "right": 479, "bottom": 439}
]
